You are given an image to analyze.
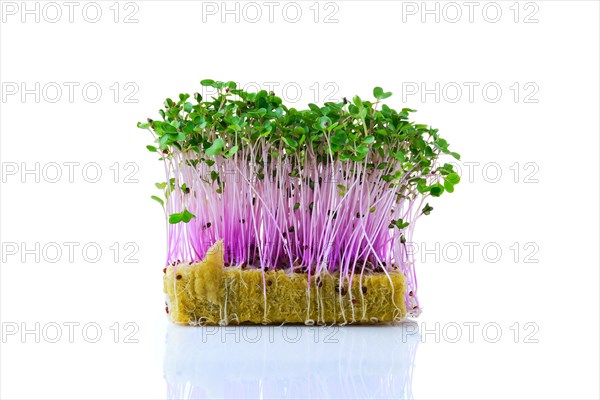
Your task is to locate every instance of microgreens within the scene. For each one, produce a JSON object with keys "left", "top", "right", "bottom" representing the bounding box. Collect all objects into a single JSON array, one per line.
[{"left": 138, "top": 79, "right": 461, "bottom": 308}]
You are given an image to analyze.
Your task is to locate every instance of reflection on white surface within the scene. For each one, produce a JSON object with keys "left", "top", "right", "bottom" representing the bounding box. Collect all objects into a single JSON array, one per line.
[{"left": 164, "top": 323, "right": 419, "bottom": 399}]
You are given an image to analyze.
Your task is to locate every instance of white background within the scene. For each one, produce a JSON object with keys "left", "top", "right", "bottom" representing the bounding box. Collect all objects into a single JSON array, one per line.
[{"left": 1, "top": 1, "right": 599, "bottom": 399}]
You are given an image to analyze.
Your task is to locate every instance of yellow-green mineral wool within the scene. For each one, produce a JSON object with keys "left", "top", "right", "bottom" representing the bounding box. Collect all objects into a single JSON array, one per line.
[{"left": 164, "top": 241, "right": 406, "bottom": 325}]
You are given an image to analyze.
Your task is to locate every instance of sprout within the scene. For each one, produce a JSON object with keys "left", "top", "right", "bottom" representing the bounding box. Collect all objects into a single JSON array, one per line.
[{"left": 138, "top": 80, "right": 461, "bottom": 311}]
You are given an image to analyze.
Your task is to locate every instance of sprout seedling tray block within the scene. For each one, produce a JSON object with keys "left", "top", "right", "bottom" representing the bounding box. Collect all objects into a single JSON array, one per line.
[
  {"left": 164, "top": 242, "right": 406, "bottom": 325},
  {"left": 140, "top": 79, "right": 460, "bottom": 326}
]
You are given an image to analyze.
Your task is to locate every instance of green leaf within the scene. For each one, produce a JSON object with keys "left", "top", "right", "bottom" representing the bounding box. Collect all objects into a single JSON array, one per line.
[
  {"left": 169, "top": 209, "right": 196, "bottom": 224},
  {"left": 200, "top": 79, "right": 215, "bottom": 86},
  {"left": 429, "top": 183, "right": 444, "bottom": 197},
  {"left": 272, "top": 107, "right": 284, "bottom": 118},
  {"left": 444, "top": 181, "right": 455, "bottom": 193},
  {"left": 169, "top": 212, "right": 183, "bottom": 224},
  {"left": 308, "top": 103, "right": 321, "bottom": 113},
  {"left": 317, "top": 116, "right": 332, "bottom": 130},
  {"left": 438, "top": 163, "right": 454, "bottom": 175},
  {"left": 257, "top": 108, "right": 268, "bottom": 118},
  {"left": 331, "top": 131, "right": 347, "bottom": 147},
  {"left": 225, "top": 145, "right": 239, "bottom": 158},
  {"left": 298, "top": 134, "right": 306, "bottom": 146},
  {"left": 146, "top": 145, "right": 158, "bottom": 153},
  {"left": 373, "top": 87, "right": 384, "bottom": 99},
  {"left": 356, "top": 146, "right": 369, "bottom": 155},
  {"left": 422, "top": 203, "right": 434, "bottom": 215},
  {"left": 137, "top": 122, "right": 151, "bottom": 129},
  {"left": 155, "top": 182, "right": 167, "bottom": 190},
  {"left": 184, "top": 102, "right": 193, "bottom": 113},
  {"left": 362, "top": 136, "right": 375, "bottom": 144},
  {"left": 181, "top": 209, "right": 196, "bottom": 223},
  {"left": 151, "top": 195, "right": 164, "bottom": 207},
  {"left": 163, "top": 124, "right": 177, "bottom": 134},
  {"left": 282, "top": 136, "right": 298, "bottom": 148},
  {"left": 205, "top": 138, "right": 224, "bottom": 155},
  {"left": 445, "top": 173, "right": 461, "bottom": 185},
  {"left": 392, "top": 218, "right": 410, "bottom": 229},
  {"left": 294, "top": 126, "right": 306, "bottom": 135}
]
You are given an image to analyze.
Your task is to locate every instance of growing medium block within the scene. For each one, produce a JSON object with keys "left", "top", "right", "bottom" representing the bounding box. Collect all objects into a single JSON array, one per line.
[{"left": 164, "top": 242, "right": 406, "bottom": 325}]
